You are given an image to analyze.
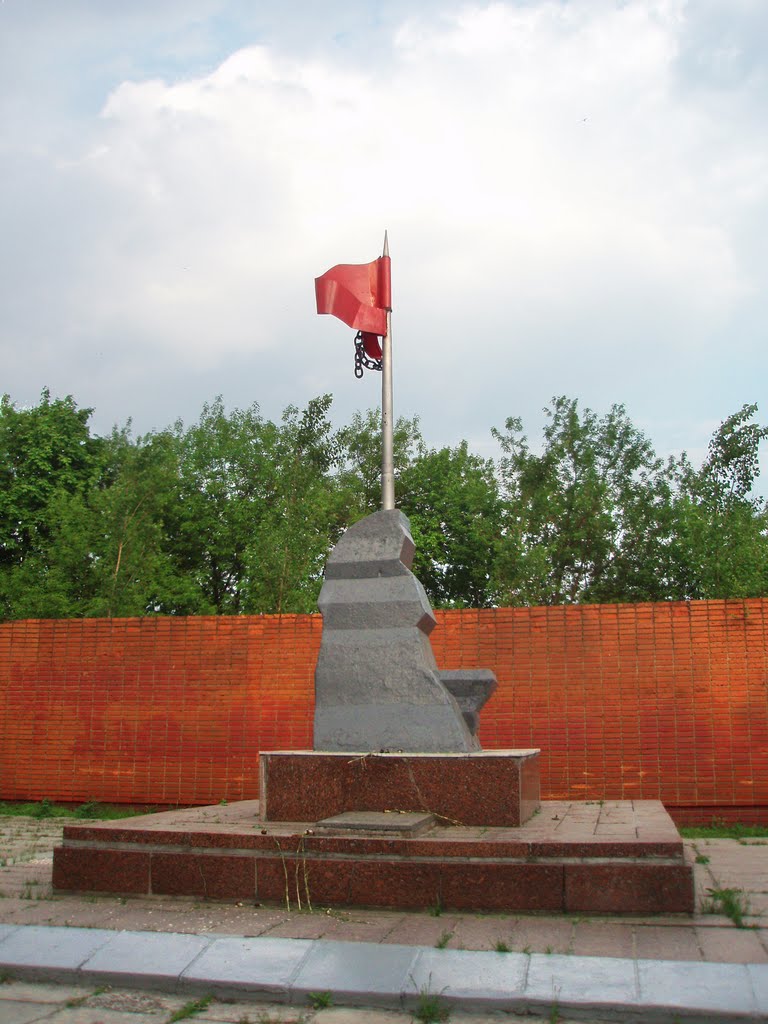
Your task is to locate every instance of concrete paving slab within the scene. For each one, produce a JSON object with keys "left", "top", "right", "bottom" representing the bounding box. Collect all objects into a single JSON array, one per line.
[
  {"left": 0, "top": 980, "right": 91, "bottom": 1003},
  {"left": 79, "top": 987, "right": 188, "bottom": 1017},
  {"left": 34, "top": 1006, "right": 166, "bottom": 1023},
  {"left": 196, "top": 998, "right": 307, "bottom": 1022},
  {"left": 525, "top": 953, "right": 638, "bottom": 1013},
  {"left": 570, "top": 920, "right": 635, "bottom": 959},
  {"left": 179, "top": 935, "right": 313, "bottom": 999},
  {"left": 289, "top": 940, "right": 416, "bottom": 1007},
  {"left": 0, "top": 925, "right": 114, "bottom": 981},
  {"left": 312, "top": 1010, "right": 412, "bottom": 1024},
  {"left": 312, "top": 912, "right": 404, "bottom": 944},
  {"left": 263, "top": 914, "right": 334, "bottom": 940},
  {"left": 636, "top": 959, "right": 757, "bottom": 1017},
  {"left": 380, "top": 915, "right": 460, "bottom": 948},
  {"left": 634, "top": 923, "right": 703, "bottom": 961},
  {"left": 405, "top": 947, "right": 528, "bottom": 1010},
  {"left": 505, "top": 916, "right": 574, "bottom": 954},
  {"left": 443, "top": 914, "right": 511, "bottom": 951},
  {"left": 80, "top": 929, "right": 214, "bottom": 989},
  {"left": 696, "top": 924, "right": 768, "bottom": 963},
  {"left": 0, "top": 1001, "right": 55, "bottom": 1024},
  {"left": 0, "top": 926, "right": 18, "bottom": 947}
]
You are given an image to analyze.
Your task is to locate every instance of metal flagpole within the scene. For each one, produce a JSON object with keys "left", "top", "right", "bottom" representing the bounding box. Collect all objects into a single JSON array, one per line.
[{"left": 380, "top": 232, "right": 395, "bottom": 510}]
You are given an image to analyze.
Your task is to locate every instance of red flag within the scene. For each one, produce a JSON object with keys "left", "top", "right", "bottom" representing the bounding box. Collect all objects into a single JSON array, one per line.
[{"left": 315, "top": 255, "right": 391, "bottom": 336}]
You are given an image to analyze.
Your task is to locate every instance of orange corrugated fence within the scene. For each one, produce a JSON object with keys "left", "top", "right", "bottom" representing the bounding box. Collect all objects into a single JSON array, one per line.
[{"left": 1, "top": 600, "right": 766, "bottom": 824}]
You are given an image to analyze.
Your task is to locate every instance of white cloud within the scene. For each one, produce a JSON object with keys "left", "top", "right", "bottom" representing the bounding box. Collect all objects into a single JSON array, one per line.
[{"left": 1, "top": 0, "right": 767, "bottom": 485}]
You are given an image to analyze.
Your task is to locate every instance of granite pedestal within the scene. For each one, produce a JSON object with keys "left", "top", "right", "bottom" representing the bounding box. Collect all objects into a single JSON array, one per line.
[{"left": 52, "top": 797, "right": 694, "bottom": 914}]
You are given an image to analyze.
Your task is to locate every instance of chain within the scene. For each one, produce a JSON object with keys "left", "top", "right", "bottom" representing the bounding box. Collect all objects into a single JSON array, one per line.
[{"left": 354, "top": 331, "right": 383, "bottom": 378}]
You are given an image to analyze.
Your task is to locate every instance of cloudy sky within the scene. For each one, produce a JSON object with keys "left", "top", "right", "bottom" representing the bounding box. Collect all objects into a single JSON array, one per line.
[{"left": 1, "top": 0, "right": 766, "bottom": 487}]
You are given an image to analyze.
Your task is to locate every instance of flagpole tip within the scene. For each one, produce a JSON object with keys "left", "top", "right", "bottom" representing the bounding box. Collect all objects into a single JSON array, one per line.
[{"left": 383, "top": 231, "right": 389, "bottom": 258}]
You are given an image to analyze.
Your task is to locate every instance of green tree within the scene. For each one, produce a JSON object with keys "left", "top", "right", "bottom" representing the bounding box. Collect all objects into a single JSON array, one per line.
[
  {"left": 399, "top": 441, "right": 502, "bottom": 607},
  {"left": 0, "top": 390, "right": 104, "bottom": 618},
  {"left": 166, "top": 395, "right": 345, "bottom": 615},
  {"left": 670, "top": 404, "right": 768, "bottom": 598},
  {"left": 334, "top": 409, "right": 423, "bottom": 519},
  {"left": 491, "top": 396, "right": 682, "bottom": 605}
]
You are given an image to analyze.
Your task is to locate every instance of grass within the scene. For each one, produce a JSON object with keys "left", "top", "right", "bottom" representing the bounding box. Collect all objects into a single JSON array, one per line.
[
  {"left": 695, "top": 853, "right": 710, "bottom": 864},
  {"left": 413, "top": 989, "right": 450, "bottom": 1023},
  {"left": 168, "top": 995, "right": 213, "bottom": 1022},
  {"left": 680, "top": 822, "right": 768, "bottom": 840},
  {"left": 701, "top": 887, "right": 751, "bottom": 927},
  {"left": 308, "top": 991, "right": 333, "bottom": 1009},
  {"left": 0, "top": 800, "right": 164, "bottom": 820},
  {"left": 494, "top": 940, "right": 511, "bottom": 953},
  {"left": 428, "top": 896, "right": 443, "bottom": 917},
  {"left": 434, "top": 930, "right": 452, "bottom": 949}
]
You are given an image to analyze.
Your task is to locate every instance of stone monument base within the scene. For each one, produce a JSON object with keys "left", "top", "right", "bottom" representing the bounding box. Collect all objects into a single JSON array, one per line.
[
  {"left": 259, "top": 749, "right": 542, "bottom": 827},
  {"left": 52, "top": 748, "right": 694, "bottom": 915}
]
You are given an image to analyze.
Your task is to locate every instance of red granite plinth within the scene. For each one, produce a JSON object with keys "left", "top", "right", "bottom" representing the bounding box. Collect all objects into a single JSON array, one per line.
[
  {"left": 259, "top": 749, "right": 541, "bottom": 827},
  {"left": 52, "top": 798, "right": 695, "bottom": 915}
]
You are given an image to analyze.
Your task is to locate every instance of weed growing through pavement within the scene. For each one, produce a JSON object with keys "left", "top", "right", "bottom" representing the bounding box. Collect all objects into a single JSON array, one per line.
[
  {"left": 680, "top": 821, "right": 768, "bottom": 840},
  {"left": 413, "top": 987, "right": 450, "bottom": 1023},
  {"left": 695, "top": 853, "right": 710, "bottom": 864},
  {"left": 428, "top": 896, "right": 443, "bottom": 917},
  {"left": 168, "top": 995, "right": 213, "bottom": 1021},
  {"left": 434, "top": 930, "right": 452, "bottom": 949},
  {"left": 0, "top": 800, "right": 158, "bottom": 820},
  {"left": 308, "top": 990, "right": 333, "bottom": 1009},
  {"left": 494, "top": 940, "right": 511, "bottom": 952},
  {"left": 702, "top": 887, "right": 751, "bottom": 927}
]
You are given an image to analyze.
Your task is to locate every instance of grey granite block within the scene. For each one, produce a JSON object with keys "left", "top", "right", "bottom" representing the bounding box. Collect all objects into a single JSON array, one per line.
[
  {"left": 0, "top": 925, "right": 114, "bottom": 982},
  {"left": 525, "top": 953, "right": 639, "bottom": 1012},
  {"left": 405, "top": 948, "right": 528, "bottom": 1010},
  {"left": 313, "top": 510, "right": 479, "bottom": 753},
  {"left": 290, "top": 940, "right": 417, "bottom": 1007},
  {"left": 636, "top": 959, "right": 756, "bottom": 1017},
  {"left": 179, "top": 935, "right": 313, "bottom": 999},
  {"left": 747, "top": 964, "right": 768, "bottom": 1016},
  {"left": 81, "top": 929, "right": 214, "bottom": 990}
]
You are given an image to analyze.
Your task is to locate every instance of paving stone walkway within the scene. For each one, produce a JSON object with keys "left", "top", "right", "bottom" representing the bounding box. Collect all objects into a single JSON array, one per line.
[{"left": 0, "top": 816, "right": 766, "bottom": 1021}]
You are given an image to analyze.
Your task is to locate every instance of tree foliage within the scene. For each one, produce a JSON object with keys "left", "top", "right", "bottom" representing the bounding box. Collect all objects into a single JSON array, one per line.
[{"left": 0, "top": 389, "right": 765, "bottom": 619}]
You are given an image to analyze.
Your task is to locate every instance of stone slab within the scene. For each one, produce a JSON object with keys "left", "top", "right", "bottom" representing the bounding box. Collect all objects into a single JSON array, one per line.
[
  {"left": 52, "top": 846, "right": 150, "bottom": 894},
  {"left": 636, "top": 959, "right": 757, "bottom": 1016},
  {"left": 179, "top": 935, "right": 313, "bottom": 998},
  {"left": 404, "top": 947, "right": 529, "bottom": 1009},
  {"left": 747, "top": 964, "right": 768, "bottom": 1013},
  {"left": 0, "top": 925, "right": 19, "bottom": 947},
  {"left": 289, "top": 940, "right": 417, "bottom": 1006},
  {"left": 525, "top": 953, "right": 639, "bottom": 1011},
  {"left": 0, "top": 925, "right": 114, "bottom": 981},
  {"left": 0, "top": 1002, "right": 58, "bottom": 1024},
  {"left": 565, "top": 861, "right": 694, "bottom": 914},
  {"left": 260, "top": 749, "right": 541, "bottom": 826},
  {"left": 80, "top": 930, "right": 213, "bottom": 989},
  {"left": 315, "top": 811, "right": 436, "bottom": 835},
  {"left": 150, "top": 852, "right": 256, "bottom": 899}
]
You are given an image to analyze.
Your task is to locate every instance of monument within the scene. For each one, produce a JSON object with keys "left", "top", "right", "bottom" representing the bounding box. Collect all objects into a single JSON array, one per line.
[
  {"left": 51, "top": 236, "right": 694, "bottom": 915},
  {"left": 313, "top": 507, "right": 490, "bottom": 753}
]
